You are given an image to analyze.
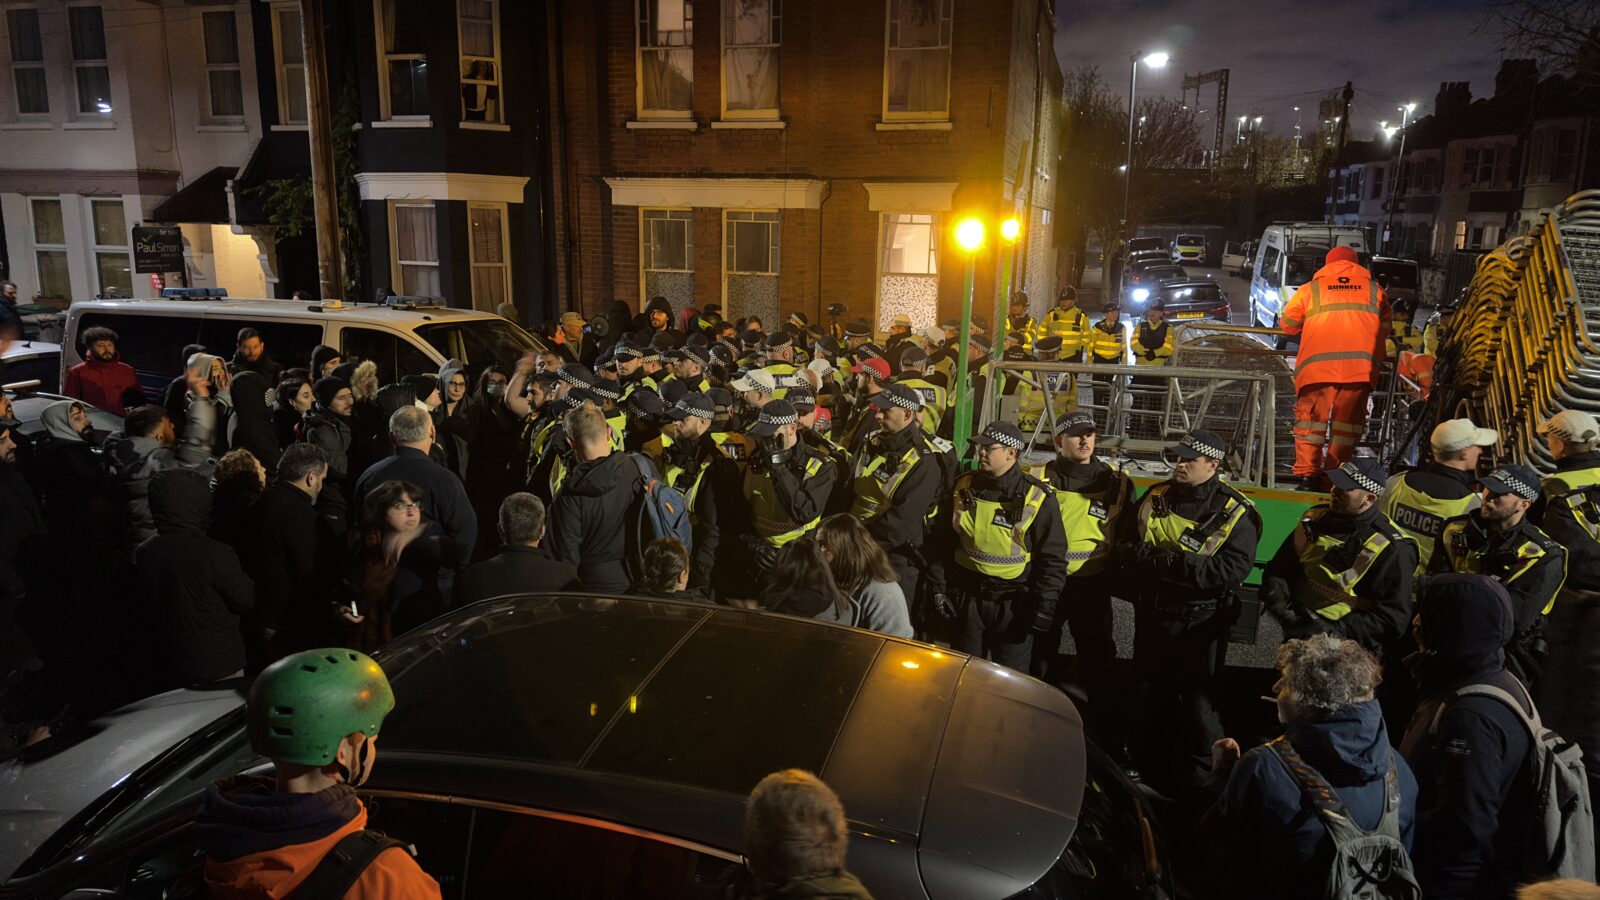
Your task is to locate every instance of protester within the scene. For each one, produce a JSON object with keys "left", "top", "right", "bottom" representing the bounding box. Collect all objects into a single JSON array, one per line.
[
  {"left": 761, "top": 540, "right": 853, "bottom": 623},
  {"left": 303, "top": 375, "right": 355, "bottom": 533},
  {"left": 272, "top": 376, "right": 313, "bottom": 450},
  {"left": 627, "top": 537, "right": 708, "bottom": 602},
  {"left": 230, "top": 327, "right": 284, "bottom": 383},
  {"left": 309, "top": 344, "right": 342, "bottom": 378},
  {"left": 731, "top": 769, "right": 874, "bottom": 900},
  {"left": 813, "top": 515, "right": 913, "bottom": 637},
  {"left": 238, "top": 444, "right": 339, "bottom": 672},
  {"left": 547, "top": 404, "right": 639, "bottom": 592},
  {"left": 64, "top": 325, "right": 143, "bottom": 415},
  {"left": 104, "top": 388, "right": 216, "bottom": 544},
  {"left": 343, "top": 480, "right": 450, "bottom": 650},
  {"left": 455, "top": 492, "right": 580, "bottom": 606},
  {"left": 227, "top": 370, "right": 281, "bottom": 472},
  {"left": 209, "top": 448, "right": 266, "bottom": 549},
  {"left": 353, "top": 406, "right": 477, "bottom": 566}
]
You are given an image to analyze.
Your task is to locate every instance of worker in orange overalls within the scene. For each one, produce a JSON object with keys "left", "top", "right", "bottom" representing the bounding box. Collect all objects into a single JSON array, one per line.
[{"left": 1281, "top": 246, "right": 1387, "bottom": 490}]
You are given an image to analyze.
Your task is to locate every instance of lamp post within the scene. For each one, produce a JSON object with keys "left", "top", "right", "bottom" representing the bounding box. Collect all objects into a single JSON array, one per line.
[
  {"left": 952, "top": 217, "right": 985, "bottom": 453},
  {"left": 1121, "top": 51, "right": 1168, "bottom": 235},
  {"left": 992, "top": 217, "right": 1022, "bottom": 362},
  {"left": 1381, "top": 102, "right": 1417, "bottom": 253}
]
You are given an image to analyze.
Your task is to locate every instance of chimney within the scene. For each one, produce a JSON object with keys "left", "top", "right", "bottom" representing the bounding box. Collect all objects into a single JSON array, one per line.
[{"left": 1435, "top": 82, "right": 1472, "bottom": 121}]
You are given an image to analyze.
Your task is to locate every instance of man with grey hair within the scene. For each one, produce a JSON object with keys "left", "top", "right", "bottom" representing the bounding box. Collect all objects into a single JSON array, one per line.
[
  {"left": 354, "top": 405, "right": 477, "bottom": 565},
  {"left": 1204, "top": 634, "right": 1418, "bottom": 898},
  {"left": 455, "top": 493, "right": 581, "bottom": 606}
]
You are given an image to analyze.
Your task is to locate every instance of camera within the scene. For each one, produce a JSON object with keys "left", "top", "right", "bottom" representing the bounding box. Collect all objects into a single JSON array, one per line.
[{"left": 827, "top": 303, "right": 847, "bottom": 317}]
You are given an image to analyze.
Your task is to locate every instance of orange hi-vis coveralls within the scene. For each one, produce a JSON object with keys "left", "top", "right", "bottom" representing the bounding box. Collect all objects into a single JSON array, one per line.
[{"left": 1281, "top": 252, "right": 1388, "bottom": 476}]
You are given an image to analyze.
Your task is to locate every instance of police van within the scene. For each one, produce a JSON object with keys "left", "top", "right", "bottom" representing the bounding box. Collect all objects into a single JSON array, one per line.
[
  {"left": 1249, "top": 223, "right": 1369, "bottom": 329},
  {"left": 62, "top": 291, "right": 548, "bottom": 394}
]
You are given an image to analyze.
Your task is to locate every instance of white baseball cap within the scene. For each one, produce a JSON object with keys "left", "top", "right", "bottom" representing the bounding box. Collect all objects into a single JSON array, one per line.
[
  {"left": 1538, "top": 409, "right": 1600, "bottom": 444},
  {"left": 806, "top": 357, "right": 837, "bottom": 378},
  {"left": 730, "top": 368, "right": 777, "bottom": 395},
  {"left": 1430, "top": 418, "right": 1498, "bottom": 453}
]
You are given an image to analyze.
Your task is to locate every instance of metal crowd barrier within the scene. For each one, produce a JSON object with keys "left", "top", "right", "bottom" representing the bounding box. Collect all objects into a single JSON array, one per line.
[{"left": 1433, "top": 189, "right": 1600, "bottom": 469}]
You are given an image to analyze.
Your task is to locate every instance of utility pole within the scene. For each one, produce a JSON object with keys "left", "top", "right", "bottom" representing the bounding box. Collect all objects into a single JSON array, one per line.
[
  {"left": 1324, "top": 82, "right": 1354, "bottom": 224},
  {"left": 300, "top": 0, "right": 343, "bottom": 301}
]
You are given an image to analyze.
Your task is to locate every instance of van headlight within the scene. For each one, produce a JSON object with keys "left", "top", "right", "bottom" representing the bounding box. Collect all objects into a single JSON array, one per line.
[{"left": 1131, "top": 288, "right": 1150, "bottom": 303}]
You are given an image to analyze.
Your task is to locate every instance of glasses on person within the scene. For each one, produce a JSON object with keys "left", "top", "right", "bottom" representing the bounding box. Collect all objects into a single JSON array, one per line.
[{"left": 390, "top": 501, "right": 422, "bottom": 512}]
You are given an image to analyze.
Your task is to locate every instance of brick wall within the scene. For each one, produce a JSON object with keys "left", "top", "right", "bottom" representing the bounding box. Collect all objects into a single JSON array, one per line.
[{"left": 548, "top": 0, "right": 1062, "bottom": 330}]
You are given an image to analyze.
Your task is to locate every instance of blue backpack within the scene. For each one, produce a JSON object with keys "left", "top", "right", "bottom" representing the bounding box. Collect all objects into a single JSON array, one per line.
[{"left": 628, "top": 453, "right": 694, "bottom": 556}]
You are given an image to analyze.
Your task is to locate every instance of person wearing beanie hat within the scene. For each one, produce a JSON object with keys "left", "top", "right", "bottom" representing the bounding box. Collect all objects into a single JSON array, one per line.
[
  {"left": 302, "top": 376, "right": 356, "bottom": 534},
  {"left": 1117, "top": 426, "right": 1261, "bottom": 791},
  {"left": 921, "top": 419, "right": 1066, "bottom": 674},
  {"left": 1281, "top": 242, "right": 1387, "bottom": 484},
  {"left": 1261, "top": 456, "right": 1419, "bottom": 654},
  {"left": 1382, "top": 417, "right": 1495, "bottom": 568},
  {"left": 1430, "top": 464, "right": 1565, "bottom": 684},
  {"left": 309, "top": 344, "right": 343, "bottom": 378}
]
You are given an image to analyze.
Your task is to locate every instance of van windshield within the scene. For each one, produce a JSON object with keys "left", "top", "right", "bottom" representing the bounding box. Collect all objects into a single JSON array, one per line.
[
  {"left": 1177, "top": 235, "right": 1203, "bottom": 245},
  {"left": 417, "top": 319, "right": 547, "bottom": 379},
  {"left": 1284, "top": 248, "right": 1328, "bottom": 288}
]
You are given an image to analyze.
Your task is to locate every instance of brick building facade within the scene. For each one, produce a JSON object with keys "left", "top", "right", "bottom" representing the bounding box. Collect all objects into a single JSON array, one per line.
[{"left": 548, "top": 0, "right": 1062, "bottom": 333}]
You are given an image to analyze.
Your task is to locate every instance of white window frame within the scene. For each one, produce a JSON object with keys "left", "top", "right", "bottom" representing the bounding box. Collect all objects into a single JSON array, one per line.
[
  {"left": 68, "top": 4, "right": 111, "bottom": 118},
  {"left": 636, "top": 0, "right": 694, "bottom": 120},
  {"left": 874, "top": 212, "right": 939, "bottom": 325},
  {"left": 457, "top": 0, "right": 504, "bottom": 126},
  {"left": 722, "top": 209, "right": 779, "bottom": 305},
  {"left": 28, "top": 196, "right": 69, "bottom": 301},
  {"left": 881, "top": 0, "right": 952, "bottom": 123},
  {"left": 388, "top": 200, "right": 441, "bottom": 296},
  {"left": 270, "top": 1, "right": 307, "bottom": 127},
  {"left": 466, "top": 200, "right": 511, "bottom": 312},
  {"left": 640, "top": 207, "right": 694, "bottom": 300},
  {"left": 720, "top": 0, "right": 779, "bottom": 120},
  {"left": 6, "top": 6, "right": 48, "bottom": 119},
  {"left": 201, "top": 9, "right": 245, "bottom": 124},
  {"left": 373, "top": 0, "right": 430, "bottom": 122},
  {"left": 88, "top": 197, "right": 132, "bottom": 298}
]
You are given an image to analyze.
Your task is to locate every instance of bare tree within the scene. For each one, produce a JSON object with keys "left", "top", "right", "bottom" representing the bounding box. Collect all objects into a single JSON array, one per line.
[{"left": 1488, "top": 0, "right": 1600, "bottom": 86}]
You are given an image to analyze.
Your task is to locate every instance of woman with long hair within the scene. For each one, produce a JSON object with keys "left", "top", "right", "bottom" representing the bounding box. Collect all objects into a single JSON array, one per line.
[
  {"left": 814, "top": 515, "right": 913, "bottom": 637},
  {"left": 273, "top": 377, "right": 313, "bottom": 447},
  {"left": 343, "top": 479, "right": 450, "bottom": 651},
  {"left": 627, "top": 537, "right": 711, "bottom": 602},
  {"left": 761, "top": 539, "right": 851, "bottom": 623}
]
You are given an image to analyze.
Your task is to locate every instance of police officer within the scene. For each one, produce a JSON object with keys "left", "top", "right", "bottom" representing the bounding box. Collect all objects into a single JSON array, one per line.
[
  {"left": 1087, "top": 303, "right": 1127, "bottom": 433},
  {"left": 843, "top": 318, "right": 873, "bottom": 353},
  {"left": 1431, "top": 464, "right": 1567, "bottom": 684},
  {"left": 1016, "top": 335, "right": 1072, "bottom": 431},
  {"left": 929, "top": 318, "right": 962, "bottom": 387},
  {"left": 884, "top": 313, "right": 915, "bottom": 366},
  {"left": 613, "top": 342, "right": 650, "bottom": 398},
  {"left": 1386, "top": 297, "right": 1423, "bottom": 359},
  {"left": 842, "top": 358, "right": 890, "bottom": 451},
  {"left": 925, "top": 421, "right": 1066, "bottom": 672},
  {"left": 668, "top": 339, "right": 715, "bottom": 394},
  {"left": 729, "top": 368, "right": 777, "bottom": 432},
  {"left": 790, "top": 384, "right": 853, "bottom": 515},
  {"left": 646, "top": 392, "right": 741, "bottom": 591},
  {"left": 1030, "top": 410, "right": 1134, "bottom": 732},
  {"left": 891, "top": 347, "right": 947, "bottom": 435},
  {"left": 761, "top": 332, "right": 801, "bottom": 398},
  {"left": 1535, "top": 410, "right": 1600, "bottom": 593},
  {"left": 740, "top": 399, "right": 838, "bottom": 591},
  {"left": 1005, "top": 291, "right": 1038, "bottom": 352},
  {"left": 850, "top": 383, "right": 952, "bottom": 620},
  {"left": 1262, "top": 457, "right": 1417, "bottom": 653},
  {"left": 1384, "top": 418, "right": 1495, "bottom": 567},
  {"left": 1119, "top": 428, "right": 1260, "bottom": 790},
  {"left": 939, "top": 334, "right": 993, "bottom": 442},
  {"left": 1042, "top": 287, "right": 1090, "bottom": 363}
]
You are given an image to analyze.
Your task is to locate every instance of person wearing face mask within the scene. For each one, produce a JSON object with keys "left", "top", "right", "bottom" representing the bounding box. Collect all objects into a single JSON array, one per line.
[
  {"left": 736, "top": 399, "right": 838, "bottom": 596},
  {"left": 196, "top": 648, "right": 442, "bottom": 899},
  {"left": 1118, "top": 428, "right": 1261, "bottom": 793},
  {"left": 1202, "top": 634, "right": 1418, "bottom": 900},
  {"left": 1430, "top": 464, "right": 1566, "bottom": 687},
  {"left": 1263, "top": 457, "right": 1418, "bottom": 655}
]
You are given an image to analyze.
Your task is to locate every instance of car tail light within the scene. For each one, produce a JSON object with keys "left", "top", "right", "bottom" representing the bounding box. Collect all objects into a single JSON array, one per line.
[{"left": 1212, "top": 305, "right": 1230, "bottom": 319}]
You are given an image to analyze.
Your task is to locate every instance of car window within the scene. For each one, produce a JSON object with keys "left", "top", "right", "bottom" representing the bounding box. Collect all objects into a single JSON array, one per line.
[
  {"left": 466, "top": 806, "right": 733, "bottom": 899},
  {"left": 1372, "top": 262, "right": 1419, "bottom": 290},
  {"left": 342, "top": 326, "right": 437, "bottom": 386},
  {"left": 1, "top": 352, "right": 59, "bottom": 392},
  {"left": 1259, "top": 246, "right": 1282, "bottom": 287},
  {"left": 415, "top": 320, "right": 542, "bottom": 383},
  {"left": 75, "top": 313, "right": 203, "bottom": 380},
  {"left": 361, "top": 795, "right": 474, "bottom": 898},
  {"left": 1284, "top": 248, "right": 1326, "bottom": 288},
  {"left": 198, "top": 319, "right": 322, "bottom": 374}
]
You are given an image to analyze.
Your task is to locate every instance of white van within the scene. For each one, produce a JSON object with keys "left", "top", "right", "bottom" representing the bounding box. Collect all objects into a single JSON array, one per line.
[
  {"left": 1249, "top": 223, "right": 1369, "bottom": 328},
  {"left": 62, "top": 293, "right": 549, "bottom": 395}
]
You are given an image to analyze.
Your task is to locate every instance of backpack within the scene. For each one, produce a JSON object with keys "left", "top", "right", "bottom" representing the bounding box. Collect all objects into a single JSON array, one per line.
[
  {"left": 1438, "top": 681, "right": 1596, "bottom": 882},
  {"left": 165, "top": 829, "right": 410, "bottom": 900},
  {"left": 1269, "top": 738, "right": 1421, "bottom": 900},
  {"left": 627, "top": 452, "right": 694, "bottom": 566}
]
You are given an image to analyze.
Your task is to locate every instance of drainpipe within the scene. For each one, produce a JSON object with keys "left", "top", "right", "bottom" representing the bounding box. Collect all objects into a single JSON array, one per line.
[{"left": 815, "top": 181, "right": 832, "bottom": 322}]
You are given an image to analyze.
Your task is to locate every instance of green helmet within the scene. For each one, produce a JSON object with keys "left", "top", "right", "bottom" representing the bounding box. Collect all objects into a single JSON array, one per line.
[{"left": 248, "top": 648, "right": 396, "bottom": 766}]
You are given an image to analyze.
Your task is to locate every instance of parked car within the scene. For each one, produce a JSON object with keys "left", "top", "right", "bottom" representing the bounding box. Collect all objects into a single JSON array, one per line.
[
  {"left": 1219, "top": 241, "right": 1255, "bottom": 277},
  {"left": 1370, "top": 256, "right": 1422, "bottom": 308},
  {"left": 1170, "top": 234, "right": 1206, "bottom": 264},
  {"left": 1, "top": 340, "right": 61, "bottom": 393},
  {"left": 64, "top": 293, "right": 549, "bottom": 397},
  {"left": 1125, "top": 236, "right": 1165, "bottom": 255},
  {"left": 1125, "top": 265, "right": 1189, "bottom": 307},
  {"left": 4, "top": 388, "right": 123, "bottom": 443},
  {"left": 0, "top": 593, "right": 1174, "bottom": 899},
  {"left": 1153, "top": 278, "right": 1232, "bottom": 323}
]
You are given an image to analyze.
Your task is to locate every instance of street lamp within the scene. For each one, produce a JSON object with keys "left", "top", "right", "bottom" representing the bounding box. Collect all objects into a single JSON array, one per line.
[
  {"left": 951, "top": 217, "right": 986, "bottom": 452},
  {"left": 1382, "top": 102, "right": 1417, "bottom": 253},
  {"left": 993, "top": 217, "right": 1023, "bottom": 361},
  {"left": 1121, "top": 50, "right": 1168, "bottom": 233},
  {"left": 1236, "top": 115, "right": 1248, "bottom": 143}
]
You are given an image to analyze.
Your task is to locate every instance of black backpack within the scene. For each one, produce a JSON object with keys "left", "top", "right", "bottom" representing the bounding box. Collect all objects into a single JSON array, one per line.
[{"left": 166, "top": 829, "right": 410, "bottom": 900}]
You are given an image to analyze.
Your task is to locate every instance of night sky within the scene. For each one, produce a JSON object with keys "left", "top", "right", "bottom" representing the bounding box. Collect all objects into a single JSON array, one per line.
[{"left": 1055, "top": 0, "right": 1512, "bottom": 144}]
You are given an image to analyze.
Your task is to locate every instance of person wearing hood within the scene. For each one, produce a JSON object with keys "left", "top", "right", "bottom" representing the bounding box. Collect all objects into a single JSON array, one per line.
[
  {"left": 229, "top": 327, "right": 284, "bottom": 384},
  {"left": 1263, "top": 457, "right": 1418, "bottom": 653},
  {"left": 353, "top": 406, "right": 477, "bottom": 568},
  {"left": 196, "top": 648, "right": 442, "bottom": 899},
  {"left": 303, "top": 376, "right": 355, "bottom": 535},
  {"left": 134, "top": 468, "right": 254, "bottom": 689},
  {"left": 464, "top": 365, "right": 518, "bottom": 558},
  {"left": 159, "top": 343, "right": 208, "bottom": 437},
  {"left": 643, "top": 295, "right": 684, "bottom": 349},
  {"left": 547, "top": 403, "right": 642, "bottom": 592},
  {"left": 1400, "top": 574, "right": 1536, "bottom": 900},
  {"left": 309, "top": 344, "right": 342, "bottom": 379},
  {"left": 64, "top": 325, "right": 143, "bottom": 415},
  {"left": 432, "top": 359, "right": 472, "bottom": 480},
  {"left": 1203, "top": 634, "right": 1417, "bottom": 899},
  {"left": 104, "top": 366, "right": 218, "bottom": 545},
  {"left": 226, "top": 370, "right": 281, "bottom": 473}
]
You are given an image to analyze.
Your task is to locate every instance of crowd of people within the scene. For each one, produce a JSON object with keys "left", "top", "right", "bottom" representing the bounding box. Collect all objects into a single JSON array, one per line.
[{"left": 2, "top": 261, "right": 1600, "bottom": 898}]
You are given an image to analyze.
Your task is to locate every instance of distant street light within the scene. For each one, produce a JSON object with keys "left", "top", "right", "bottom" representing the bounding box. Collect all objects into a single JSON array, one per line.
[
  {"left": 994, "top": 217, "right": 1023, "bottom": 360},
  {"left": 1382, "top": 102, "right": 1417, "bottom": 252},
  {"left": 1122, "top": 50, "right": 1169, "bottom": 233}
]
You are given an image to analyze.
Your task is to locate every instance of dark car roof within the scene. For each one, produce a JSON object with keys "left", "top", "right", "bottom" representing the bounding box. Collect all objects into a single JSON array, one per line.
[{"left": 372, "top": 594, "right": 1087, "bottom": 894}]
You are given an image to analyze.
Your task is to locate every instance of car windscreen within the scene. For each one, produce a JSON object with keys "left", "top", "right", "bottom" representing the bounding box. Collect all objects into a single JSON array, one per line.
[
  {"left": 1142, "top": 267, "right": 1185, "bottom": 281},
  {"left": 1372, "top": 261, "right": 1420, "bottom": 290},
  {"left": 416, "top": 319, "right": 546, "bottom": 381},
  {"left": 375, "top": 596, "right": 881, "bottom": 796},
  {"left": 1284, "top": 248, "right": 1327, "bottom": 288},
  {"left": 1126, "top": 238, "right": 1163, "bottom": 253},
  {"left": 1177, "top": 235, "right": 1203, "bottom": 245},
  {"left": 1161, "top": 283, "right": 1224, "bottom": 305}
]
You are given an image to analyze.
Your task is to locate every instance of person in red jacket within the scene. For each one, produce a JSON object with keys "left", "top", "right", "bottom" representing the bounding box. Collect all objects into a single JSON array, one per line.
[
  {"left": 64, "top": 325, "right": 143, "bottom": 415},
  {"left": 1281, "top": 246, "right": 1387, "bottom": 489}
]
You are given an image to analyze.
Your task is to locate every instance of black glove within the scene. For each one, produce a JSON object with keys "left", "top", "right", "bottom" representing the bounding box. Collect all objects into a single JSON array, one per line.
[
  {"left": 1150, "top": 547, "right": 1178, "bottom": 572},
  {"left": 1027, "top": 608, "right": 1054, "bottom": 635}
]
